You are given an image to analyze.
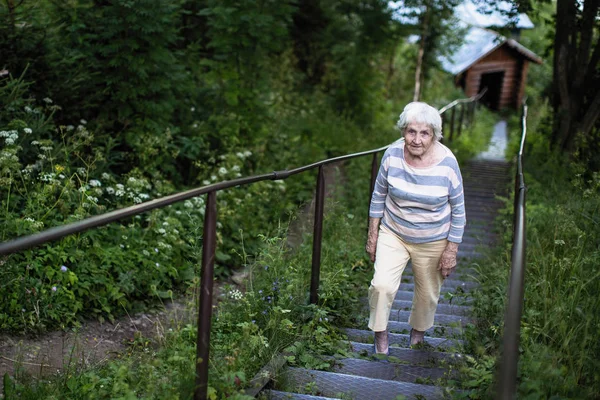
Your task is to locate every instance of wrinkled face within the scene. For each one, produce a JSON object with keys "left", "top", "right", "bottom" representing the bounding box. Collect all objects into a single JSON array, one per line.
[{"left": 403, "top": 121, "right": 436, "bottom": 158}]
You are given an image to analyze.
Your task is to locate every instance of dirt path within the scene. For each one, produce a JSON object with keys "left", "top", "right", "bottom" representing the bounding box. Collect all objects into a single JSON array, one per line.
[{"left": 0, "top": 300, "right": 194, "bottom": 392}]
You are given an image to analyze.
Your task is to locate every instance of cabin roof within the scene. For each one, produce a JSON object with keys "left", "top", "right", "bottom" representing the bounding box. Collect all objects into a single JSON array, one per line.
[{"left": 439, "top": 26, "right": 543, "bottom": 76}]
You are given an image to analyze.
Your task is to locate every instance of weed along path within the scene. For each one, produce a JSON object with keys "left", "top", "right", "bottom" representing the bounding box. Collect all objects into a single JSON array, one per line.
[{"left": 262, "top": 130, "right": 511, "bottom": 399}]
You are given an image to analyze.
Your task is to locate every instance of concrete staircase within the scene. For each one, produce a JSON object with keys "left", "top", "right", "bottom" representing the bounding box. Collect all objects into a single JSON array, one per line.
[{"left": 262, "top": 158, "right": 510, "bottom": 399}]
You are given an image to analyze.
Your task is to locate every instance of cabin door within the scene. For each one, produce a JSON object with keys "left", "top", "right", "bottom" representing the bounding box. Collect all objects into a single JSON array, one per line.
[{"left": 479, "top": 71, "right": 504, "bottom": 110}]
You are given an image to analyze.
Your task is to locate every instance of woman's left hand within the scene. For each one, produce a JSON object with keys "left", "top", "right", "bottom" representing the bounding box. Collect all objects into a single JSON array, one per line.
[{"left": 438, "top": 243, "right": 458, "bottom": 279}]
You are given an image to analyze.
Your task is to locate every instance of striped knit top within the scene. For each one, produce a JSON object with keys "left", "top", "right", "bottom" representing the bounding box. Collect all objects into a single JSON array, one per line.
[{"left": 369, "top": 139, "right": 466, "bottom": 244}]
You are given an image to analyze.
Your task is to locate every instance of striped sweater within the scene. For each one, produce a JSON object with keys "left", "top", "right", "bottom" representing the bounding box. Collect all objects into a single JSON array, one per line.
[{"left": 369, "top": 139, "right": 466, "bottom": 244}]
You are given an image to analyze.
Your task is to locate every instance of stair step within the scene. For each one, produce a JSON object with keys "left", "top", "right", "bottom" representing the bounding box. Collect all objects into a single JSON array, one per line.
[
  {"left": 279, "top": 367, "right": 444, "bottom": 399},
  {"left": 386, "top": 321, "right": 464, "bottom": 337},
  {"left": 398, "top": 279, "right": 478, "bottom": 291},
  {"left": 395, "top": 290, "right": 473, "bottom": 305},
  {"left": 330, "top": 357, "right": 449, "bottom": 383},
  {"left": 266, "top": 391, "right": 339, "bottom": 399},
  {"left": 345, "top": 329, "right": 463, "bottom": 350},
  {"left": 401, "top": 275, "right": 478, "bottom": 287},
  {"left": 392, "top": 300, "right": 472, "bottom": 316},
  {"left": 389, "top": 309, "right": 473, "bottom": 326},
  {"left": 350, "top": 341, "right": 462, "bottom": 364}
]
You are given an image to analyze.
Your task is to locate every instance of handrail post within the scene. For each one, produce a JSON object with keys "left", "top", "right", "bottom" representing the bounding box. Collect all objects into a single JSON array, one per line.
[
  {"left": 457, "top": 103, "right": 465, "bottom": 138},
  {"left": 449, "top": 107, "right": 456, "bottom": 141},
  {"left": 310, "top": 166, "right": 326, "bottom": 304},
  {"left": 195, "top": 191, "right": 217, "bottom": 400}
]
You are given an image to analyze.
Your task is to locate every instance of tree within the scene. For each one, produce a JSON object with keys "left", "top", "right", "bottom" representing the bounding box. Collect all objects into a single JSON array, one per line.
[
  {"left": 391, "top": 0, "right": 462, "bottom": 101},
  {"left": 551, "top": 0, "right": 600, "bottom": 152}
]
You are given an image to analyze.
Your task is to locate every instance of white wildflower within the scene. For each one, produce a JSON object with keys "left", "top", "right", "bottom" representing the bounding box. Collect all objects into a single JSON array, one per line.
[
  {"left": 133, "top": 197, "right": 142, "bottom": 204},
  {"left": 243, "top": 150, "right": 252, "bottom": 157},
  {"left": 23, "top": 128, "right": 32, "bottom": 134},
  {"left": 5, "top": 138, "right": 14, "bottom": 145},
  {"left": 116, "top": 183, "right": 124, "bottom": 190},
  {"left": 162, "top": 222, "right": 169, "bottom": 227},
  {"left": 101, "top": 172, "right": 110, "bottom": 180},
  {"left": 211, "top": 175, "right": 217, "bottom": 181},
  {"left": 24, "top": 106, "right": 33, "bottom": 113},
  {"left": 89, "top": 179, "right": 101, "bottom": 187},
  {"left": 142, "top": 250, "right": 150, "bottom": 256},
  {"left": 202, "top": 180, "right": 210, "bottom": 185},
  {"left": 66, "top": 125, "right": 74, "bottom": 132},
  {"left": 236, "top": 152, "right": 244, "bottom": 158},
  {"left": 175, "top": 211, "right": 182, "bottom": 215},
  {"left": 58, "top": 174, "right": 65, "bottom": 179},
  {"left": 218, "top": 167, "right": 227, "bottom": 176},
  {"left": 43, "top": 97, "right": 53, "bottom": 104},
  {"left": 158, "top": 228, "right": 166, "bottom": 235},
  {"left": 40, "top": 146, "right": 53, "bottom": 152},
  {"left": 184, "top": 200, "right": 193, "bottom": 208},
  {"left": 228, "top": 289, "right": 243, "bottom": 300},
  {"left": 232, "top": 165, "right": 240, "bottom": 172},
  {"left": 80, "top": 119, "right": 87, "bottom": 125},
  {"left": 106, "top": 187, "right": 115, "bottom": 195},
  {"left": 115, "top": 189, "right": 125, "bottom": 197}
]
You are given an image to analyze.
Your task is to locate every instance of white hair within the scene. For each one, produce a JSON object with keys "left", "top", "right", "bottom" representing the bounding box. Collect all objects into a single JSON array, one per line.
[{"left": 396, "top": 102, "right": 443, "bottom": 140}]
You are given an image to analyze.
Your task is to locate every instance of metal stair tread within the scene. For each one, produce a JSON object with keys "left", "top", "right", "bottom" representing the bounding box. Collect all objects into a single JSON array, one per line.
[
  {"left": 386, "top": 321, "right": 464, "bottom": 337},
  {"left": 395, "top": 289, "right": 473, "bottom": 305},
  {"left": 397, "top": 280, "right": 478, "bottom": 292},
  {"left": 266, "top": 390, "right": 341, "bottom": 399},
  {"left": 388, "top": 308, "right": 472, "bottom": 326},
  {"left": 350, "top": 341, "right": 463, "bottom": 365},
  {"left": 279, "top": 367, "right": 445, "bottom": 399},
  {"left": 329, "top": 357, "right": 450, "bottom": 383},
  {"left": 392, "top": 299, "right": 472, "bottom": 316},
  {"left": 344, "top": 328, "right": 463, "bottom": 350}
]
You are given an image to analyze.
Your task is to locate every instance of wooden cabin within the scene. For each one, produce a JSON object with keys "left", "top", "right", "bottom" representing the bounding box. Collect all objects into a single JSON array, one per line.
[
  {"left": 451, "top": 33, "right": 543, "bottom": 110},
  {"left": 390, "top": 0, "right": 543, "bottom": 110}
]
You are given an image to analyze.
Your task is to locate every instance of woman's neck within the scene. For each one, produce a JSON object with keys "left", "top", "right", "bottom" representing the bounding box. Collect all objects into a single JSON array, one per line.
[{"left": 404, "top": 142, "right": 442, "bottom": 167}]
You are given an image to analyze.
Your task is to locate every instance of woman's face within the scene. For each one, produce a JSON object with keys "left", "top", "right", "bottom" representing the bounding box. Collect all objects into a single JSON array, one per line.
[{"left": 404, "top": 121, "right": 435, "bottom": 158}]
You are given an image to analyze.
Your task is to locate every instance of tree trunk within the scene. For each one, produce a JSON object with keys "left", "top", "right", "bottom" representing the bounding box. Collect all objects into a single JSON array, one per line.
[
  {"left": 413, "top": 37, "right": 425, "bottom": 102},
  {"left": 413, "top": 6, "right": 431, "bottom": 102}
]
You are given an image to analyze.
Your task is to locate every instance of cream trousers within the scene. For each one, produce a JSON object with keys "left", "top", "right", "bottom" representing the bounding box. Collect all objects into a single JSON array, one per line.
[{"left": 368, "top": 225, "right": 447, "bottom": 332}]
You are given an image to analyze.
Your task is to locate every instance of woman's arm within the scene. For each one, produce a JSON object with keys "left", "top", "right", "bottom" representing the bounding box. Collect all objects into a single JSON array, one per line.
[
  {"left": 440, "top": 160, "right": 466, "bottom": 278},
  {"left": 366, "top": 217, "right": 381, "bottom": 262},
  {"left": 366, "top": 150, "right": 391, "bottom": 263}
]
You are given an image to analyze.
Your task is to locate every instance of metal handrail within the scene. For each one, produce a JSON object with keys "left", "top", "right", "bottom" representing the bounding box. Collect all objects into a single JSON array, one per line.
[
  {"left": 0, "top": 92, "right": 486, "bottom": 400},
  {"left": 497, "top": 101, "right": 528, "bottom": 399},
  {"left": 437, "top": 88, "right": 488, "bottom": 114}
]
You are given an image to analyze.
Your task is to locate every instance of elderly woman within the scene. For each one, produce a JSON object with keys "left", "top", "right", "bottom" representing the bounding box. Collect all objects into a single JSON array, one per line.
[{"left": 366, "top": 101, "right": 466, "bottom": 354}]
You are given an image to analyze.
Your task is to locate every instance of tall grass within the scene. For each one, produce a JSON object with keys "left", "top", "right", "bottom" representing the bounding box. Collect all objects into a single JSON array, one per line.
[{"left": 460, "top": 105, "right": 600, "bottom": 398}]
